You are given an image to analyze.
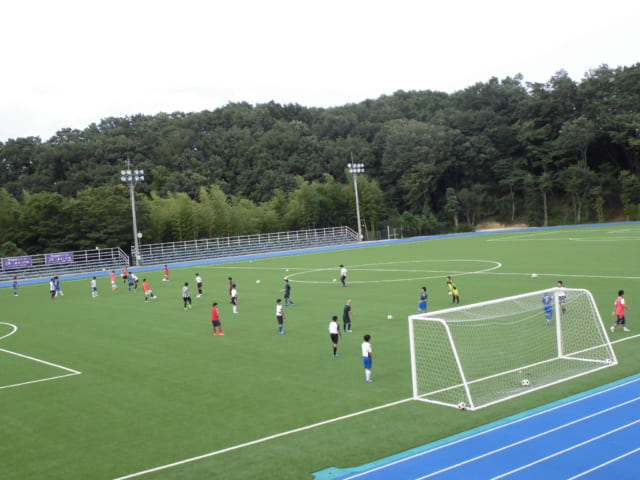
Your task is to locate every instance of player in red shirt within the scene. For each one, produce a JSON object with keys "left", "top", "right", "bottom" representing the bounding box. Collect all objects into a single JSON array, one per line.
[
  {"left": 211, "top": 302, "right": 224, "bottom": 336},
  {"left": 110, "top": 270, "right": 118, "bottom": 290},
  {"left": 611, "top": 290, "right": 631, "bottom": 333},
  {"left": 142, "top": 279, "right": 157, "bottom": 303}
]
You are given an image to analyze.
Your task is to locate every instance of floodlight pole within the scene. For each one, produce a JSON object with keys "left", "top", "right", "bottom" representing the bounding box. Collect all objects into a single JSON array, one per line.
[
  {"left": 120, "top": 158, "right": 144, "bottom": 266},
  {"left": 347, "top": 159, "right": 364, "bottom": 241}
]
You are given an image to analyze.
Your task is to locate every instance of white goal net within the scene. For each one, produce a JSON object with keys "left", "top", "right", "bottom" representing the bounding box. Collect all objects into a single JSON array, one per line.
[{"left": 408, "top": 287, "right": 617, "bottom": 410}]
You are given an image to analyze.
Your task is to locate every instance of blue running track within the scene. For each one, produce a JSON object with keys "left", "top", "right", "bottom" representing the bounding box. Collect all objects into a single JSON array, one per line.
[{"left": 321, "top": 375, "right": 640, "bottom": 480}]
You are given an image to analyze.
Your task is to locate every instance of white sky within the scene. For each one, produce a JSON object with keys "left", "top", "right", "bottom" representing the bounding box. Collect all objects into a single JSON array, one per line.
[{"left": 1, "top": 0, "right": 639, "bottom": 142}]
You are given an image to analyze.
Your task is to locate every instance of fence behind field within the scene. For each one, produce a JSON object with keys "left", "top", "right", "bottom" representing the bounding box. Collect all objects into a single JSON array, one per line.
[
  {"left": 0, "top": 247, "right": 130, "bottom": 282},
  {"left": 133, "top": 226, "right": 359, "bottom": 266}
]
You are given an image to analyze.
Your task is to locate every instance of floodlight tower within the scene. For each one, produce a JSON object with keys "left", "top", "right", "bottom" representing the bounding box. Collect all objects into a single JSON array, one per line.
[
  {"left": 347, "top": 160, "right": 364, "bottom": 241},
  {"left": 120, "top": 158, "right": 144, "bottom": 266}
]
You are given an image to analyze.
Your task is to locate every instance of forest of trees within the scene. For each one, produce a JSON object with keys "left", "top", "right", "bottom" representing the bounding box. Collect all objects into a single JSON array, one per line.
[{"left": 1, "top": 64, "right": 639, "bottom": 257}]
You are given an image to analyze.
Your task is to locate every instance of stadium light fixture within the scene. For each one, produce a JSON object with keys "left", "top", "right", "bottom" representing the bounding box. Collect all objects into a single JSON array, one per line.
[
  {"left": 347, "top": 161, "right": 364, "bottom": 241},
  {"left": 120, "top": 158, "right": 144, "bottom": 266}
]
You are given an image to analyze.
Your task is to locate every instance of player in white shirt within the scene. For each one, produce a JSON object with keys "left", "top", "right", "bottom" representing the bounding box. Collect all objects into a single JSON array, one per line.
[
  {"left": 195, "top": 273, "right": 203, "bottom": 298},
  {"left": 361, "top": 334, "right": 373, "bottom": 382},
  {"left": 230, "top": 285, "right": 238, "bottom": 313},
  {"left": 557, "top": 280, "right": 568, "bottom": 313},
  {"left": 275, "top": 299, "right": 285, "bottom": 334},
  {"left": 328, "top": 315, "right": 341, "bottom": 357},
  {"left": 340, "top": 264, "right": 348, "bottom": 287},
  {"left": 90, "top": 277, "right": 98, "bottom": 297}
]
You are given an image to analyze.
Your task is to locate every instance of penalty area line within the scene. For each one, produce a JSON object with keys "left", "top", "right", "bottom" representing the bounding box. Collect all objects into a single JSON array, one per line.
[{"left": 113, "top": 396, "right": 414, "bottom": 480}]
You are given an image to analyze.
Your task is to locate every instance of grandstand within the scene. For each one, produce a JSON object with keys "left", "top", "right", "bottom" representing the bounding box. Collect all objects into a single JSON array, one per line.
[
  {"left": 0, "top": 227, "right": 359, "bottom": 284},
  {"left": 132, "top": 226, "right": 359, "bottom": 266}
]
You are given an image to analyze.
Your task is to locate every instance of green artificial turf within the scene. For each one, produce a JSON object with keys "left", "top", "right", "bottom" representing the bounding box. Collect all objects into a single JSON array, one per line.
[{"left": 1, "top": 223, "right": 639, "bottom": 479}]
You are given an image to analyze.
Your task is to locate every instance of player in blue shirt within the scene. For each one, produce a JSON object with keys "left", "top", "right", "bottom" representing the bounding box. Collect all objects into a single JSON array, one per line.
[
  {"left": 417, "top": 286, "right": 427, "bottom": 313},
  {"left": 542, "top": 292, "right": 553, "bottom": 325}
]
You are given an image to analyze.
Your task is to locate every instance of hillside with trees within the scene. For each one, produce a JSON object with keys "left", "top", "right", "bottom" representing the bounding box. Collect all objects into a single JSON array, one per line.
[{"left": 1, "top": 64, "right": 639, "bottom": 256}]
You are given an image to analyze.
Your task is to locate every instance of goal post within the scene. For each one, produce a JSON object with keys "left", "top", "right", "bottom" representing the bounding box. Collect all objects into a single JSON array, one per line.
[{"left": 408, "top": 287, "right": 617, "bottom": 411}]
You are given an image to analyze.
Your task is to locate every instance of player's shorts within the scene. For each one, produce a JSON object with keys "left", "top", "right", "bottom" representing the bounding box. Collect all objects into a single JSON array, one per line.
[
  {"left": 145, "top": 290, "right": 153, "bottom": 296},
  {"left": 418, "top": 301, "right": 427, "bottom": 311},
  {"left": 212, "top": 320, "right": 221, "bottom": 327},
  {"left": 231, "top": 297, "right": 238, "bottom": 305},
  {"left": 544, "top": 305, "right": 552, "bottom": 315},
  {"left": 330, "top": 333, "right": 339, "bottom": 344},
  {"left": 615, "top": 315, "right": 626, "bottom": 325},
  {"left": 277, "top": 315, "right": 284, "bottom": 325},
  {"left": 363, "top": 357, "right": 372, "bottom": 369}
]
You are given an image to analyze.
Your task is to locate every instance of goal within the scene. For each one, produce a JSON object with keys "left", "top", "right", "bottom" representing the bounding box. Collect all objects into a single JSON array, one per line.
[{"left": 408, "top": 287, "right": 617, "bottom": 411}]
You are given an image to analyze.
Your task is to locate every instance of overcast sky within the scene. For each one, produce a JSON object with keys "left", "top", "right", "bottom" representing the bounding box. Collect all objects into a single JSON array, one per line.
[{"left": 1, "top": 0, "right": 638, "bottom": 142}]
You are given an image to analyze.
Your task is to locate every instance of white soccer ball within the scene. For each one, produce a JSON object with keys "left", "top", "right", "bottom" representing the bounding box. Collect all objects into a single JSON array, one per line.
[
  {"left": 457, "top": 401, "right": 466, "bottom": 410},
  {"left": 448, "top": 291, "right": 452, "bottom": 295},
  {"left": 521, "top": 379, "right": 530, "bottom": 387},
  {"left": 332, "top": 279, "right": 337, "bottom": 283},
  {"left": 256, "top": 280, "right": 261, "bottom": 284},
  {"left": 532, "top": 273, "right": 538, "bottom": 279},
  {"left": 387, "top": 314, "right": 393, "bottom": 320}
]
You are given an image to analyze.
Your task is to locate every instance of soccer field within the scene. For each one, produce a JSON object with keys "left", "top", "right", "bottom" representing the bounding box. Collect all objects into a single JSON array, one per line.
[{"left": 1, "top": 223, "right": 639, "bottom": 479}]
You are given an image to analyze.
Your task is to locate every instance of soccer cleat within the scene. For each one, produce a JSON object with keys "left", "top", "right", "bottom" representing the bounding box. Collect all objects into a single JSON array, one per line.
[
  {"left": 623, "top": 327, "right": 631, "bottom": 332},
  {"left": 332, "top": 354, "right": 339, "bottom": 357},
  {"left": 218, "top": 332, "right": 225, "bottom": 336},
  {"left": 366, "top": 379, "right": 373, "bottom": 383},
  {"left": 610, "top": 326, "right": 615, "bottom": 332}
]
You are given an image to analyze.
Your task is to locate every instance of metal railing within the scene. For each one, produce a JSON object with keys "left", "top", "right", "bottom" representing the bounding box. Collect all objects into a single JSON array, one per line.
[
  {"left": 134, "top": 226, "right": 359, "bottom": 266},
  {"left": 0, "top": 247, "right": 129, "bottom": 282}
]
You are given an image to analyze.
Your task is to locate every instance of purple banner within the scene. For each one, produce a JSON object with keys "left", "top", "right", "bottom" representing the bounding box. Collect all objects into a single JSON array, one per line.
[
  {"left": 2, "top": 255, "right": 33, "bottom": 269},
  {"left": 45, "top": 252, "right": 75, "bottom": 265}
]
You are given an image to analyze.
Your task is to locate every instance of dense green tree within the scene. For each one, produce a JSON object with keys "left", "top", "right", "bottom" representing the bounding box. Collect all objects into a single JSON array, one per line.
[{"left": 1, "top": 63, "right": 639, "bottom": 254}]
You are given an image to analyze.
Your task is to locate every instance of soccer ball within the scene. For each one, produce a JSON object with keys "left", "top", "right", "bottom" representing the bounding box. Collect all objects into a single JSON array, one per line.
[
  {"left": 387, "top": 314, "right": 393, "bottom": 320},
  {"left": 521, "top": 379, "right": 530, "bottom": 387},
  {"left": 532, "top": 273, "right": 538, "bottom": 279},
  {"left": 605, "top": 358, "right": 613, "bottom": 365},
  {"left": 457, "top": 401, "right": 466, "bottom": 410},
  {"left": 448, "top": 291, "right": 452, "bottom": 295},
  {"left": 332, "top": 279, "right": 337, "bottom": 283},
  {"left": 256, "top": 280, "right": 261, "bottom": 284}
]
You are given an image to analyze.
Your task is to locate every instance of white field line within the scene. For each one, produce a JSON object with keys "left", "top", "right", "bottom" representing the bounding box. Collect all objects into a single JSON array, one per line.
[
  {"left": 112, "top": 397, "right": 414, "bottom": 480},
  {"left": 0, "top": 371, "right": 82, "bottom": 390},
  {"left": 1, "top": 322, "right": 82, "bottom": 390},
  {"left": 113, "top": 335, "right": 640, "bottom": 479},
  {"left": 0, "top": 322, "right": 18, "bottom": 340}
]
